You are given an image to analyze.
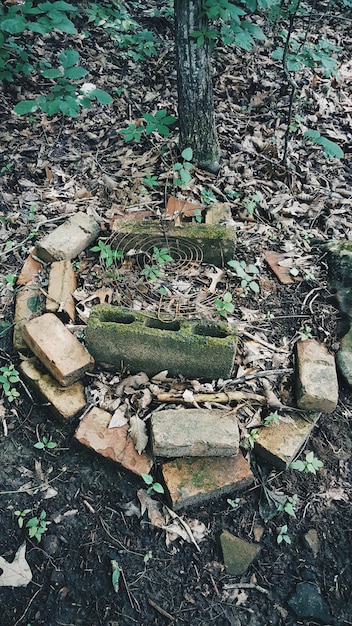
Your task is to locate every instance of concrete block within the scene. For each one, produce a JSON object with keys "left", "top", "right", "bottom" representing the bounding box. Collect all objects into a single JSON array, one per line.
[
  {"left": 13, "top": 284, "right": 43, "bottom": 350},
  {"left": 296, "top": 340, "right": 338, "bottom": 412},
  {"left": 19, "top": 357, "right": 86, "bottom": 421},
  {"left": 162, "top": 452, "right": 253, "bottom": 510},
  {"left": 35, "top": 213, "right": 100, "bottom": 262},
  {"left": 74, "top": 406, "right": 153, "bottom": 476},
  {"left": 220, "top": 530, "right": 260, "bottom": 576},
  {"left": 86, "top": 305, "right": 237, "bottom": 379},
  {"left": 112, "top": 218, "right": 235, "bottom": 266},
  {"left": 254, "top": 412, "right": 320, "bottom": 470},
  {"left": 46, "top": 260, "right": 76, "bottom": 322},
  {"left": 23, "top": 313, "right": 94, "bottom": 386},
  {"left": 150, "top": 408, "right": 239, "bottom": 457}
]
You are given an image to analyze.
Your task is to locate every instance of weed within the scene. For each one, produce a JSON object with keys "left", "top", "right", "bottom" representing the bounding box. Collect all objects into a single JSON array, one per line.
[
  {"left": 141, "top": 264, "right": 164, "bottom": 282},
  {"left": 151, "top": 246, "right": 173, "bottom": 265},
  {"left": 111, "top": 559, "right": 121, "bottom": 592},
  {"left": 28, "top": 204, "right": 36, "bottom": 221},
  {"left": 277, "top": 494, "right": 298, "bottom": 517},
  {"left": 173, "top": 147, "right": 193, "bottom": 188},
  {"left": 3, "top": 274, "right": 17, "bottom": 287},
  {"left": 298, "top": 325, "right": 313, "bottom": 341},
  {"left": 120, "top": 123, "right": 145, "bottom": 142},
  {"left": 264, "top": 411, "right": 281, "bottom": 426},
  {"left": 144, "top": 109, "right": 177, "bottom": 137},
  {"left": 143, "top": 173, "right": 159, "bottom": 188},
  {"left": 141, "top": 246, "right": 173, "bottom": 282},
  {"left": 0, "top": 162, "right": 14, "bottom": 173},
  {"left": 243, "top": 427, "right": 260, "bottom": 449},
  {"left": 227, "top": 497, "right": 240, "bottom": 509},
  {"left": 290, "top": 451, "right": 323, "bottom": 475},
  {"left": 34, "top": 435, "right": 57, "bottom": 451},
  {"left": 90, "top": 240, "right": 123, "bottom": 269},
  {"left": 0, "top": 364, "right": 20, "bottom": 402},
  {"left": 214, "top": 292, "right": 234, "bottom": 317},
  {"left": 193, "top": 208, "right": 203, "bottom": 223},
  {"left": 227, "top": 259, "right": 260, "bottom": 294},
  {"left": 26, "top": 510, "right": 50, "bottom": 542},
  {"left": 277, "top": 524, "right": 291, "bottom": 545},
  {"left": 14, "top": 508, "right": 31, "bottom": 529},
  {"left": 242, "top": 193, "right": 261, "bottom": 216},
  {"left": 200, "top": 188, "right": 216, "bottom": 205},
  {"left": 143, "top": 550, "right": 153, "bottom": 564},
  {"left": 141, "top": 473, "right": 164, "bottom": 495}
]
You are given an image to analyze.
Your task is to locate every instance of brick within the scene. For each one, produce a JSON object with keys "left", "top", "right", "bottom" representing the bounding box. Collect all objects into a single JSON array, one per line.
[
  {"left": 86, "top": 305, "right": 237, "bottom": 379},
  {"left": 254, "top": 412, "right": 320, "bottom": 470},
  {"left": 19, "top": 357, "right": 86, "bottom": 421},
  {"left": 22, "top": 313, "right": 94, "bottom": 386},
  {"left": 166, "top": 196, "right": 202, "bottom": 219},
  {"left": 13, "top": 284, "right": 43, "bottom": 350},
  {"left": 74, "top": 406, "right": 153, "bottom": 476},
  {"left": 150, "top": 408, "right": 239, "bottom": 458},
  {"left": 46, "top": 260, "right": 76, "bottom": 322},
  {"left": 220, "top": 530, "right": 259, "bottom": 576},
  {"left": 296, "top": 339, "right": 338, "bottom": 412},
  {"left": 17, "top": 250, "right": 43, "bottom": 286},
  {"left": 162, "top": 452, "right": 253, "bottom": 510},
  {"left": 35, "top": 213, "right": 100, "bottom": 262}
]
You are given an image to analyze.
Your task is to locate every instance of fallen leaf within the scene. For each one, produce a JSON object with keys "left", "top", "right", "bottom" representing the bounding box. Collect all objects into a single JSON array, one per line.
[
  {"left": 109, "top": 404, "right": 129, "bottom": 428},
  {"left": 129, "top": 415, "right": 148, "bottom": 454},
  {"left": 0, "top": 543, "right": 32, "bottom": 587},
  {"left": 137, "top": 489, "right": 165, "bottom": 527}
]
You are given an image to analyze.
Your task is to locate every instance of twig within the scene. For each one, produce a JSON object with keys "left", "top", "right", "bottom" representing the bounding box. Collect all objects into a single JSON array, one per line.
[
  {"left": 223, "top": 582, "right": 270, "bottom": 596},
  {"left": 227, "top": 368, "right": 293, "bottom": 387},
  {"left": 281, "top": 0, "right": 301, "bottom": 165},
  {"left": 156, "top": 390, "right": 266, "bottom": 404},
  {"left": 148, "top": 598, "right": 174, "bottom": 621}
]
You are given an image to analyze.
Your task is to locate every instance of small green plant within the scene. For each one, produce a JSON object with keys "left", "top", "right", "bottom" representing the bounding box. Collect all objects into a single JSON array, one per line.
[
  {"left": 143, "top": 550, "right": 153, "bottom": 564},
  {"left": 143, "top": 173, "right": 159, "bottom": 188},
  {"left": 14, "top": 508, "right": 31, "bottom": 529},
  {"left": 0, "top": 162, "right": 14, "bottom": 173},
  {"left": 227, "top": 497, "right": 240, "bottom": 509},
  {"left": 289, "top": 113, "right": 304, "bottom": 133},
  {"left": 90, "top": 240, "right": 123, "bottom": 269},
  {"left": 111, "top": 559, "right": 121, "bottom": 592},
  {"left": 34, "top": 435, "right": 57, "bottom": 451},
  {"left": 264, "top": 411, "right": 281, "bottom": 426},
  {"left": 290, "top": 451, "right": 323, "bottom": 475},
  {"left": 143, "top": 109, "right": 177, "bottom": 137},
  {"left": 298, "top": 325, "right": 313, "bottom": 341},
  {"left": 193, "top": 208, "right": 203, "bottom": 223},
  {"left": 243, "top": 427, "right": 260, "bottom": 449},
  {"left": 141, "top": 264, "right": 164, "bottom": 282},
  {"left": 214, "top": 292, "right": 234, "bottom": 317},
  {"left": 120, "top": 123, "right": 145, "bottom": 142},
  {"left": 277, "top": 524, "right": 291, "bottom": 545},
  {"left": 28, "top": 204, "right": 36, "bottom": 221},
  {"left": 151, "top": 246, "right": 173, "bottom": 265},
  {"left": 0, "top": 364, "right": 20, "bottom": 402},
  {"left": 141, "top": 246, "right": 173, "bottom": 282},
  {"left": 242, "top": 193, "right": 261, "bottom": 216},
  {"left": 227, "top": 259, "right": 260, "bottom": 294},
  {"left": 26, "top": 510, "right": 50, "bottom": 543},
  {"left": 141, "top": 473, "right": 164, "bottom": 495},
  {"left": 277, "top": 494, "right": 298, "bottom": 517},
  {"left": 3, "top": 274, "right": 17, "bottom": 287},
  {"left": 303, "top": 129, "right": 344, "bottom": 160},
  {"left": 200, "top": 188, "right": 216, "bottom": 205},
  {"left": 173, "top": 147, "right": 193, "bottom": 188}
]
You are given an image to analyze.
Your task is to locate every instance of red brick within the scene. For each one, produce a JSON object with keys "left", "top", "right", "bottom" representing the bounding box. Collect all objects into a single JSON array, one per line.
[{"left": 46, "top": 260, "right": 76, "bottom": 322}]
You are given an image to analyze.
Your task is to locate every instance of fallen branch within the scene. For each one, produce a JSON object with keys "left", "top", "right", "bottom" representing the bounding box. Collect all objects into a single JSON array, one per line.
[{"left": 156, "top": 391, "right": 266, "bottom": 404}]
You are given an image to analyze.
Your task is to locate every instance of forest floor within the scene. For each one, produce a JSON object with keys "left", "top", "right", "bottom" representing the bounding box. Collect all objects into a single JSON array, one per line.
[{"left": 0, "top": 1, "right": 352, "bottom": 625}]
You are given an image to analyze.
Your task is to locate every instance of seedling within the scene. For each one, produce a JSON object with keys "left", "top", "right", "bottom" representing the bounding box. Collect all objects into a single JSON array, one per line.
[
  {"left": 143, "top": 550, "right": 153, "bottom": 564},
  {"left": 26, "top": 510, "right": 50, "bottom": 542},
  {"left": 143, "top": 173, "right": 159, "bottom": 188},
  {"left": 298, "top": 325, "right": 313, "bottom": 341},
  {"left": 0, "top": 364, "right": 20, "bottom": 402},
  {"left": 151, "top": 246, "right": 173, "bottom": 265},
  {"left": 290, "top": 451, "right": 323, "bottom": 475},
  {"left": 111, "top": 559, "right": 121, "bottom": 593},
  {"left": 193, "top": 208, "right": 203, "bottom": 223},
  {"left": 227, "top": 497, "right": 240, "bottom": 509},
  {"left": 243, "top": 428, "right": 260, "bottom": 449},
  {"left": 143, "top": 109, "right": 177, "bottom": 137},
  {"left": 90, "top": 240, "right": 123, "bottom": 269},
  {"left": 0, "top": 162, "right": 14, "bottom": 174},
  {"left": 214, "top": 292, "right": 234, "bottom": 317},
  {"left": 141, "top": 264, "right": 164, "bottom": 282},
  {"left": 264, "top": 411, "right": 281, "bottom": 426},
  {"left": 227, "top": 259, "right": 260, "bottom": 295},
  {"left": 141, "top": 474, "right": 164, "bottom": 495},
  {"left": 200, "top": 188, "right": 216, "bottom": 205},
  {"left": 120, "top": 123, "right": 145, "bottom": 142},
  {"left": 14, "top": 509, "right": 31, "bottom": 529},
  {"left": 277, "top": 524, "right": 291, "bottom": 545},
  {"left": 34, "top": 436, "right": 58, "bottom": 451},
  {"left": 173, "top": 147, "right": 193, "bottom": 188},
  {"left": 277, "top": 494, "right": 298, "bottom": 517},
  {"left": 242, "top": 193, "right": 261, "bottom": 217}
]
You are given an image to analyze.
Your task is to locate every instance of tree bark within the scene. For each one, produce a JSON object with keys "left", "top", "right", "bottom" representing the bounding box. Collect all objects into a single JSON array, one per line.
[{"left": 174, "top": 0, "right": 221, "bottom": 173}]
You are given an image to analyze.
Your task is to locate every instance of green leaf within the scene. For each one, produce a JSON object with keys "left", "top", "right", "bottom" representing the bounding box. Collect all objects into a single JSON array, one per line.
[
  {"left": 14, "top": 100, "right": 39, "bottom": 115},
  {"left": 1, "top": 17, "right": 27, "bottom": 34},
  {"left": 153, "top": 482, "right": 165, "bottom": 494},
  {"left": 91, "top": 89, "right": 113, "bottom": 104},
  {"left": 181, "top": 147, "right": 193, "bottom": 161},
  {"left": 249, "top": 280, "right": 260, "bottom": 293},
  {"left": 64, "top": 66, "right": 87, "bottom": 79},
  {"left": 141, "top": 473, "right": 153, "bottom": 485},
  {"left": 59, "top": 48, "right": 79, "bottom": 68},
  {"left": 34, "top": 442, "right": 45, "bottom": 449},
  {"left": 27, "top": 294, "right": 42, "bottom": 313},
  {"left": 41, "top": 68, "right": 63, "bottom": 79}
]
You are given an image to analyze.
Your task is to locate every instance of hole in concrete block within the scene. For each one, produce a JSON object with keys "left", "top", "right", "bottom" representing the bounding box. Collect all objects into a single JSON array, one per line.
[
  {"left": 193, "top": 323, "right": 228, "bottom": 339},
  {"left": 145, "top": 319, "right": 180, "bottom": 332},
  {"left": 99, "top": 311, "right": 135, "bottom": 325}
]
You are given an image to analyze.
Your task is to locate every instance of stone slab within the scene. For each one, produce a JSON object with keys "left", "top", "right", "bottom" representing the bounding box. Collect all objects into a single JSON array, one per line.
[
  {"left": 35, "top": 213, "right": 100, "bottom": 262},
  {"left": 74, "top": 406, "right": 153, "bottom": 476},
  {"left": 150, "top": 408, "right": 239, "bottom": 458},
  {"left": 295, "top": 339, "right": 338, "bottom": 412},
  {"left": 220, "top": 530, "right": 260, "bottom": 576},
  {"left": 19, "top": 357, "right": 86, "bottom": 421},
  {"left": 22, "top": 313, "right": 94, "bottom": 386},
  {"left": 205, "top": 202, "right": 232, "bottom": 225},
  {"left": 254, "top": 412, "right": 320, "bottom": 470},
  {"left": 86, "top": 305, "right": 237, "bottom": 379},
  {"left": 46, "top": 260, "right": 76, "bottom": 322},
  {"left": 162, "top": 451, "right": 253, "bottom": 510}
]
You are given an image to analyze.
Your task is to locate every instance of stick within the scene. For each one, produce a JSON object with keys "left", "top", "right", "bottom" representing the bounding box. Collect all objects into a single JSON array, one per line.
[
  {"left": 156, "top": 391, "right": 266, "bottom": 404},
  {"left": 148, "top": 598, "right": 174, "bottom": 621}
]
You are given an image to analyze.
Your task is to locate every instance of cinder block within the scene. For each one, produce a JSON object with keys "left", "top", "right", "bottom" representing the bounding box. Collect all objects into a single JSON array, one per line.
[
  {"left": 86, "top": 305, "right": 237, "bottom": 379},
  {"left": 150, "top": 408, "right": 239, "bottom": 457},
  {"left": 35, "top": 213, "right": 100, "bottom": 262},
  {"left": 74, "top": 406, "right": 153, "bottom": 476},
  {"left": 296, "top": 339, "right": 338, "bottom": 412},
  {"left": 162, "top": 452, "right": 253, "bottom": 510},
  {"left": 23, "top": 313, "right": 94, "bottom": 386},
  {"left": 19, "top": 357, "right": 86, "bottom": 421},
  {"left": 46, "top": 260, "right": 76, "bottom": 322}
]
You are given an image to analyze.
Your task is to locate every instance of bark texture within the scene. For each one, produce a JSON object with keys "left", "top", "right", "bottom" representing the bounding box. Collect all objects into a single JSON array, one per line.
[{"left": 174, "top": 0, "right": 221, "bottom": 173}]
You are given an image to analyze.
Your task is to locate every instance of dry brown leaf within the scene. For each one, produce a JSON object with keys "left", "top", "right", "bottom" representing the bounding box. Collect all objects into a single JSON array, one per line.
[
  {"left": 129, "top": 414, "right": 148, "bottom": 454},
  {"left": 137, "top": 489, "right": 165, "bottom": 527},
  {"left": 0, "top": 543, "right": 32, "bottom": 588}
]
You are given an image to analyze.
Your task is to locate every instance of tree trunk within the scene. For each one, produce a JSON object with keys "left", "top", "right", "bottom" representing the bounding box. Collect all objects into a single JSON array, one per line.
[{"left": 174, "top": 0, "right": 221, "bottom": 173}]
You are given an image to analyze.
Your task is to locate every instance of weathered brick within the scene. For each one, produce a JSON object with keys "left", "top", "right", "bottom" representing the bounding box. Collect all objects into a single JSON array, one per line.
[
  {"left": 74, "top": 406, "right": 153, "bottom": 476},
  {"left": 150, "top": 408, "right": 239, "bottom": 458},
  {"left": 13, "top": 284, "right": 43, "bottom": 350},
  {"left": 19, "top": 357, "right": 86, "bottom": 421},
  {"left": 205, "top": 202, "right": 232, "bottom": 225},
  {"left": 255, "top": 412, "right": 320, "bottom": 469},
  {"left": 22, "top": 313, "right": 94, "bottom": 386},
  {"left": 162, "top": 452, "right": 253, "bottom": 510},
  {"left": 46, "top": 260, "right": 76, "bottom": 322},
  {"left": 35, "top": 213, "right": 100, "bottom": 262},
  {"left": 17, "top": 250, "right": 43, "bottom": 286},
  {"left": 296, "top": 339, "right": 338, "bottom": 412}
]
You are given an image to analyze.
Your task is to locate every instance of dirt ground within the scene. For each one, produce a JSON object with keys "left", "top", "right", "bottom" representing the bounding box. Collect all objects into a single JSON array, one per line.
[{"left": 0, "top": 1, "right": 352, "bottom": 625}]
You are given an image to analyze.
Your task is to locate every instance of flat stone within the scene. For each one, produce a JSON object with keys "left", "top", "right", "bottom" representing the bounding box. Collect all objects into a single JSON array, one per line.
[
  {"left": 220, "top": 530, "right": 260, "bottom": 576},
  {"left": 13, "top": 284, "right": 43, "bottom": 350},
  {"left": 295, "top": 339, "right": 338, "bottom": 413},
  {"left": 288, "top": 581, "right": 332, "bottom": 623},
  {"left": 35, "top": 213, "right": 100, "bottom": 262},
  {"left": 46, "top": 260, "right": 76, "bottom": 322},
  {"left": 150, "top": 408, "right": 239, "bottom": 458},
  {"left": 19, "top": 357, "right": 86, "bottom": 421},
  {"left": 254, "top": 412, "right": 320, "bottom": 470},
  {"left": 336, "top": 328, "right": 352, "bottom": 385},
  {"left": 22, "top": 313, "right": 94, "bottom": 386},
  {"left": 74, "top": 406, "right": 153, "bottom": 476},
  {"left": 162, "top": 451, "right": 253, "bottom": 510}
]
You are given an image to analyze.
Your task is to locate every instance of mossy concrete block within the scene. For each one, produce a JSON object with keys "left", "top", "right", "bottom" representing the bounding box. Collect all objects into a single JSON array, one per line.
[
  {"left": 220, "top": 530, "right": 260, "bottom": 576},
  {"left": 336, "top": 328, "right": 352, "bottom": 385},
  {"left": 112, "top": 218, "right": 235, "bottom": 266},
  {"left": 86, "top": 305, "right": 237, "bottom": 379}
]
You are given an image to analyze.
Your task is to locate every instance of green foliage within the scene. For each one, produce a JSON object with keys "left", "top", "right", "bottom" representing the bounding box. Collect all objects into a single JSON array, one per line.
[
  {"left": 227, "top": 259, "right": 260, "bottom": 294},
  {"left": 264, "top": 411, "right": 280, "bottom": 426},
  {"left": 3, "top": 274, "right": 17, "bottom": 287},
  {"left": 34, "top": 435, "right": 58, "bottom": 450},
  {"left": 120, "top": 123, "right": 145, "bottom": 142},
  {"left": 227, "top": 497, "right": 240, "bottom": 509},
  {"left": 272, "top": 34, "right": 341, "bottom": 76},
  {"left": 0, "top": 162, "right": 14, "bottom": 173},
  {"left": 26, "top": 510, "right": 50, "bottom": 542},
  {"left": 141, "top": 264, "right": 164, "bottom": 282},
  {"left": 214, "top": 292, "right": 235, "bottom": 317},
  {"left": 277, "top": 493, "right": 298, "bottom": 517},
  {"left": 277, "top": 524, "right": 291, "bottom": 545},
  {"left": 298, "top": 325, "right": 313, "bottom": 341},
  {"left": 242, "top": 193, "right": 261, "bottom": 216},
  {"left": 141, "top": 247, "right": 172, "bottom": 282},
  {"left": 144, "top": 110, "right": 177, "bottom": 137},
  {"left": 243, "top": 427, "right": 260, "bottom": 449},
  {"left": 303, "top": 130, "right": 344, "bottom": 159},
  {"left": 290, "top": 451, "right": 324, "bottom": 475},
  {"left": 143, "top": 173, "right": 159, "bottom": 189},
  {"left": 152, "top": 246, "right": 173, "bottom": 265},
  {"left": 173, "top": 147, "right": 193, "bottom": 188},
  {"left": 90, "top": 240, "right": 123, "bottom": 269},
  {"left": 14, "top": 508, "right": 31, "bottom": 529},
  {"left": 111, "top": 559, "right": 121, "bottom": 592},
  {"left": 0, "top": 364, "right": 20, "bottom": 402},
  {"left": 200, "top": 188, "right": 217, "bottom": 205},
  {"left": 141, "top": 473, "right": 165, "bottom": 495}
]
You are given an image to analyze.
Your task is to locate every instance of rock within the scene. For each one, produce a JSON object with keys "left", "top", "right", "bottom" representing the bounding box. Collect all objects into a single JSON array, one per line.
[
  {"left": 35, "top": 212, "right": 100, "bottom": 262},
  {"left": 295, "top": 339, "right": 338, "bottom": 413},
  {"left": 336, "top": 328, "right": 352, "bottom": 385},
  {"left": 150, "top": 408, "right": 239, "bottom": 458},
  {"left": 304, "top": 529, "right": 319, "bottom": 557},
  {"left": 287, "top": 581, "right": 332, "bottom": 623},
  {"left": 220, "top": 530, "right": 260, "bottom": 576}
]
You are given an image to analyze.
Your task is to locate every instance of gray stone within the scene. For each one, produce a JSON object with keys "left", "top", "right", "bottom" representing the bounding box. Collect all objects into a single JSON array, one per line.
[
  {"left": 304, "top": 529, "right": 319, "bottom": 557},
  {"left": 336, "top": 328, "right": 352, "bottom": 385},
  {"left": 36, "top": 213, "right": 100, "bottom": 262},
  {"left": 287, "top": 581, "right": 332, "bottom": 623},
  {"left": 220, "top": 530, "right": 260, "bottom": 576},
  {"left": 295, "top": 339, "right": 338, "bottom": 413},
  {"left": 150, "top": 408, "right": 239, "bottom": 458}
]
